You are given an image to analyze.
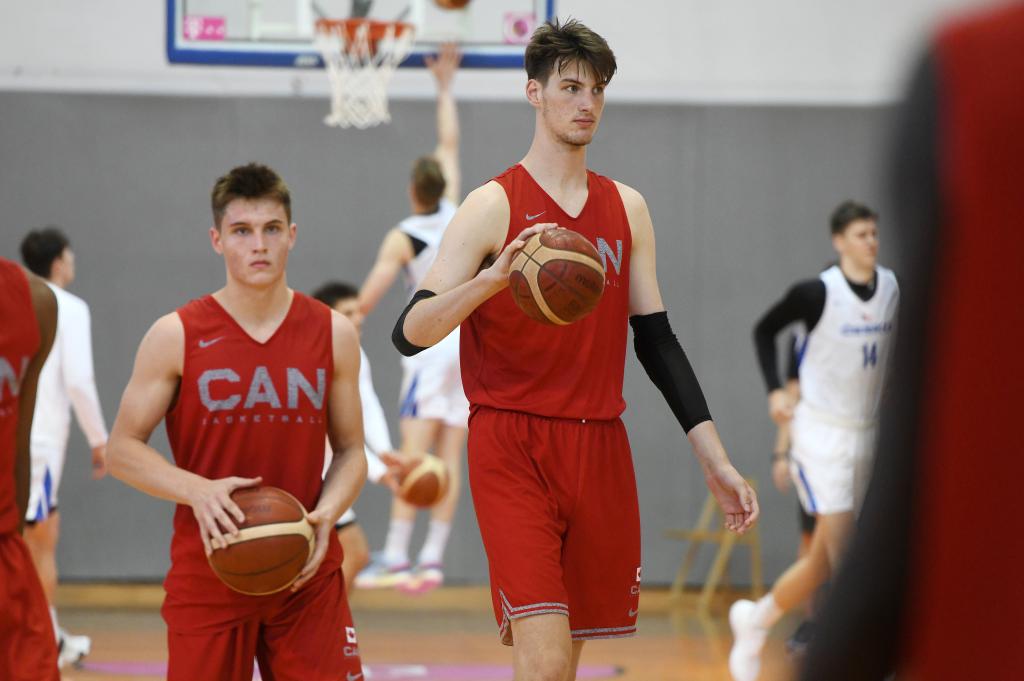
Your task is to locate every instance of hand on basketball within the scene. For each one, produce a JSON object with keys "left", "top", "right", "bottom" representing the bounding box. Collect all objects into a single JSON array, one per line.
[
  {"left": 768, "top": 388, "right": 795, "bottom": 424},
  {"left": 426, "top": 42, "right": 462, "bottom": 92},
  {"left": 91, "top": 444, "right": 108, "bottom": 480},
  {"left": 771, "top": 456, "right": 791, "bottom": 493},
  {"left": 291, "top": 506, "right": 333, "bottom": 591},
  {"left": 188, "top": 475, "right": 262, "bottom": 556},
  {"left": 704, "top": 464, "right": 759, "bottom": 534},
  {"left": 482, "top": 223, "right": 558, "bottom": 290},
  {"left": 379, "top": 451, "right": 407, "bottom": 492}
]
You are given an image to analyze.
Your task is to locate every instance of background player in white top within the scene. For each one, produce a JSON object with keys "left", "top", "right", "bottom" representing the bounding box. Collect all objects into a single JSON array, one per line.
[
  {"left": 312, "top": 281, "right": 401, "bottom": 593},
  {"left": 729, "top": 201, "right": 899, "bottom": 681},
  {"left": 19, "top": 226, "right": 108, "bottom": 668},
  {"left": 356, "top": 44, "right": 468, "bottom": 593}
]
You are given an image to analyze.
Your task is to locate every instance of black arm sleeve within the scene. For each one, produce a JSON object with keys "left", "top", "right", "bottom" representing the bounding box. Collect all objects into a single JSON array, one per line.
[
  {"left": 391, "top": 289, "right": 437, "bottom": 357},
  {"left": 752, "top": 279, "right": 825, "bottom": 392},
  {"left": 629, "top": 311, "right": 712, "bottom": 433}
]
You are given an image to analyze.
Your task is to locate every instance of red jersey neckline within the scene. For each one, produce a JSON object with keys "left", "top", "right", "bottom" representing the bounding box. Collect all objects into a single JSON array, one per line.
[
  {"left": 205, "top": 290, "right": 298, "bottom": 347},
  {"left": 514, "top": 163, "right": 594, "bottom": 221}
]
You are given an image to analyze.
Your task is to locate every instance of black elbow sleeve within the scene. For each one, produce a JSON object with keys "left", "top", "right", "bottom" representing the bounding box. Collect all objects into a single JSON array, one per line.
[
  {"left": 630, "top": 311, "right": 712, "bottom": 433},
  {"left": 392, "top": 289, "right": 437, "bottom": 357}
]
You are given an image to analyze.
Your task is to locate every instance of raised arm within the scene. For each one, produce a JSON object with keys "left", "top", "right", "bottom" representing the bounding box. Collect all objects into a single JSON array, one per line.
[
  {"left": 618, "top": 181, "right": 758, "bottom": 533},
  {"left": 427, "top": 43, "right": 461, "bottom": 205},
  {"left": 359, "top": 228, "right": 414, "bottom": 316},
  {"left": 16, "top": 275, "right": 57, "bottom": 530},
  {"left": 107, "top": 314, "right": 261, "bottom": 556},
  {"left": 392, "top": 181, "right": 552, "bottom": 353},
  {"left": 294, "top": 312, "right": 367, "bottom": 589}
]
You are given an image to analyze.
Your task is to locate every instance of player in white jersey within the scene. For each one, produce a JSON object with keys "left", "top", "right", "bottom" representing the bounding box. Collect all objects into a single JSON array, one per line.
[
  {"left": 19, "top": 227, "right": 108, "bottom": 668},
  {"left": 355, "top": 44, "right": 468, "bottom": 593},
  {"left": 312, "top": 282, "right": 401, "bottom": 593},
  {"left": 729, "top": 201, "right": 899, "bottom": 681}
]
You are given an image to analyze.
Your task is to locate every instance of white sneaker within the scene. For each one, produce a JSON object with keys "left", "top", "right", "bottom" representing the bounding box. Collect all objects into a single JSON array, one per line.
[
  {"left": 58, "top": 628, "right": 91, "bottom": 669},
  {"left": 728, "top": 599, "right": 767, "bottom": 681}
]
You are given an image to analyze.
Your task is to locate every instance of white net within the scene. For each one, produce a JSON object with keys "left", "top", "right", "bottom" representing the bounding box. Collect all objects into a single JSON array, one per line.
[{"left": 315, "top": 20, "right": 416, "bottom": 129}]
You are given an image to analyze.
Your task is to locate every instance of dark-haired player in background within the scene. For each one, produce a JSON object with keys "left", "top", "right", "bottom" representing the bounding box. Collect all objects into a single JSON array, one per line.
[
  {"left": 19, "top": 226, "right": 108, "bottom": 667},
  {"left": 107, "top": 163, "right": 367, "bottom": 681},
  {"left": 0, "top": 257, "right": 59, "bottom": 680},
  {"left": 392, "top": 20, "right": 757, "bottom": 681},
  {"left": 730, "top": 201, "right": 898, "bottom": 681},
  {"left": 311, "top": 280, "right": 400, "bottom": 593}
]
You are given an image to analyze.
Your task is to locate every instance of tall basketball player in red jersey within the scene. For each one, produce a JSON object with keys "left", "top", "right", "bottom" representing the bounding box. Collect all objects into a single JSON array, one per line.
[
  {"left": 106, "top": 164, "right": 368, "bottom": 681},
  {"left": 0, "top": 257, "right": 59, "bottom": 680},
  {"left": 392, "top": 20, "right": 759, "bottom": 681}
]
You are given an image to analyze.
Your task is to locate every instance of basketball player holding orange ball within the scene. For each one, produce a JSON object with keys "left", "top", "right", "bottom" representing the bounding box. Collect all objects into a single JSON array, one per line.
[
  {"left": 393, "top": 19, "right": 758, "bottom": 681},
  {"left": 106, "top": 164, "right": 367, "bottom": 681}
]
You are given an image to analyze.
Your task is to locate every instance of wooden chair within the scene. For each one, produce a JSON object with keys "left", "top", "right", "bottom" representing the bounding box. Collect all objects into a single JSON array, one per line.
[{"left": 664, "top": 479, "right": 764, "bottom": 614}]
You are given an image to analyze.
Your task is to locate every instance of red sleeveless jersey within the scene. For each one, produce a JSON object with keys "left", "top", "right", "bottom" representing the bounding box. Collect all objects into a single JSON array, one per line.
[
  {"left": 0, "top": 259, "right": 40, "bottom": 535},
  {"left": 163, "top": 292, "right": 342, "bottom": 630},
  {"left": 461, "top": 165, "right": 632, "bottom": 420}
]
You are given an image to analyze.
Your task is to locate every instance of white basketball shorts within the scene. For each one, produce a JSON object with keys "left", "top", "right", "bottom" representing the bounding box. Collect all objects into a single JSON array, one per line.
[
  {"left": 399, "top": 328, "right": 469, "bottom": 429},
  {"left": 789, "top": 405, "right": 877, "bottom": 516},
  {"left": 26, "top": 444, "right": 64, "bottom": 523}
]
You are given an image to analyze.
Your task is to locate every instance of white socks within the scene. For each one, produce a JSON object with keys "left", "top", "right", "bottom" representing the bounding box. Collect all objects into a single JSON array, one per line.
[
  {"left": 751, "top": 593, "right": 783, "bottom": 630},
  {"left": 417, "top": 520, "right": 452, "bottom": 567},
  {"left": 382, "top": 519, "right": 413, "bottom": 566}
]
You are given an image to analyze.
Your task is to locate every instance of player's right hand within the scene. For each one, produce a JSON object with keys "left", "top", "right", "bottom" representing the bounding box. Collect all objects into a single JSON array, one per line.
[
  {"left": 188, "top": 475, "right": 262, "bottom": 556},
  {"left": 482, "top": 223, "right": 558, "bottom": 288},
  {"left": 379, "top": 451, "right": 407, "bottom": 492},
  {"left": 768, "top": 388, "right": 795, "bottom": 424}
]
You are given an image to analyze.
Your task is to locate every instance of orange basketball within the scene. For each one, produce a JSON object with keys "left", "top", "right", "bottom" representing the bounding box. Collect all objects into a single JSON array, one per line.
[
  {"left": 398, "top": 454, "right": 449, "bottom": 508},
  {"left": 508, "top": 228, "right": 606, "bottom": 325},
  {"left": 434, "top": 0, "right": 471, "bottom": 9},
  {"left": 207, "top": 486, "right": 313, "bottom": 595}
]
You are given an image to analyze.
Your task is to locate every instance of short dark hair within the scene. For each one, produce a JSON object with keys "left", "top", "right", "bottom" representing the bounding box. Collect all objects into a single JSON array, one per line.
[
  {"left": 830, "top": 200, "right": 878, "bottom": 235},
  {"left": 20, "top": 226, "right": 70, "bottom": 278},
  {"left": 312, "top": 281, "right": 359, "bottom": 309},
  {"left": 411, "top": 156, "right": 446, "bottom": 208},
  {"left": 525, "top": 18, "right": 617, "bottom": 86},
  {"left": 211, "top": 163, "right": 292, "bottom": 229}
]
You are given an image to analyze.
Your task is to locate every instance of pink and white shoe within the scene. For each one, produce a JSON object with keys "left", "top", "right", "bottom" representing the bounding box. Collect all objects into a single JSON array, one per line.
[{"left": 398, "top": 563, "right": 444, "bottom": 595}]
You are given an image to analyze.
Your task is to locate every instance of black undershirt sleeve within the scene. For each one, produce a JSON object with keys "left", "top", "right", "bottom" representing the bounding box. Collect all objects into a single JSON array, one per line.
[
  {"left": 391, "top": 289, "right": 437, "bottom": 357},
  {"left": 752, "top": 279, "right": 825, "bottom": 392},
  {"left": 630, "top": 311, "right": 712, "bottom": 433}
]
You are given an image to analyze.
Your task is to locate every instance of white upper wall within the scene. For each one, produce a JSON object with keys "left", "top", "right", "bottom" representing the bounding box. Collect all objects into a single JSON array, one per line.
[{"left": 0, "top": 0, "right": 990, "bottom": 103}]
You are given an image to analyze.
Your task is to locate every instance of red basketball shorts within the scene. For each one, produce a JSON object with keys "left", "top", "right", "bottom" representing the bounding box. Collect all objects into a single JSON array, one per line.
[
  {"left": 167, "top": 569, "right": 362, "bottom": 681},
  {"left": 0, "top": 532, "right": 59, "bottom": 681},
  {"left": 468, "top": 407, "right": 642, "bottom": 646}
]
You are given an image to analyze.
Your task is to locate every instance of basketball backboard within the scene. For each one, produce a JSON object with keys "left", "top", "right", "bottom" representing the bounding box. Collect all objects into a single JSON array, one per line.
[{"left": 167, "top": 0, "right": 555, "bottom": 68}]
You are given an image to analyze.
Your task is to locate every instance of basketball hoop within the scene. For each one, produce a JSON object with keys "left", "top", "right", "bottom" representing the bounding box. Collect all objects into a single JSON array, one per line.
[{"left": 315, "top": 18, "right": 415, "bottom": 129}]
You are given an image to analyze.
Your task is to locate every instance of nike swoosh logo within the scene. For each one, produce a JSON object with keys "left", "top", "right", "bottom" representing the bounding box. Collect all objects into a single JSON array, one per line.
[
  {"left": 347, "top": 673, "right": 363, "bottom": 681},
  {"left": 525, "top": 211, "right": 546, "bottom": 221},
  {"left": 628, "top": 608, "right": 639, "bottom": 617},
  {"left": 198, "top": 337, "right": 224, "bottom": 348}
]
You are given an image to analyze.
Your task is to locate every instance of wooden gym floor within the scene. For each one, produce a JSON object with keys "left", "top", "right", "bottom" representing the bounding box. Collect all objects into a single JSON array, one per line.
[{"left": 55, "top": 585, "right": 801, "bottom": 681}]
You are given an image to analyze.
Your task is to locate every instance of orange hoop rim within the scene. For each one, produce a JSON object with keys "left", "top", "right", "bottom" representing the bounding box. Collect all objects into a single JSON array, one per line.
[{"left": 315, "top": 18, "right": 415, "bottom": 41}]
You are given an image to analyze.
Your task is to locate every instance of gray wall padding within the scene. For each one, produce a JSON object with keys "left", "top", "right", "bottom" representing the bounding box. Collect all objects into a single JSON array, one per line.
[{"left": 0, "top": 92, "right": 893, "bottom": 585}]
